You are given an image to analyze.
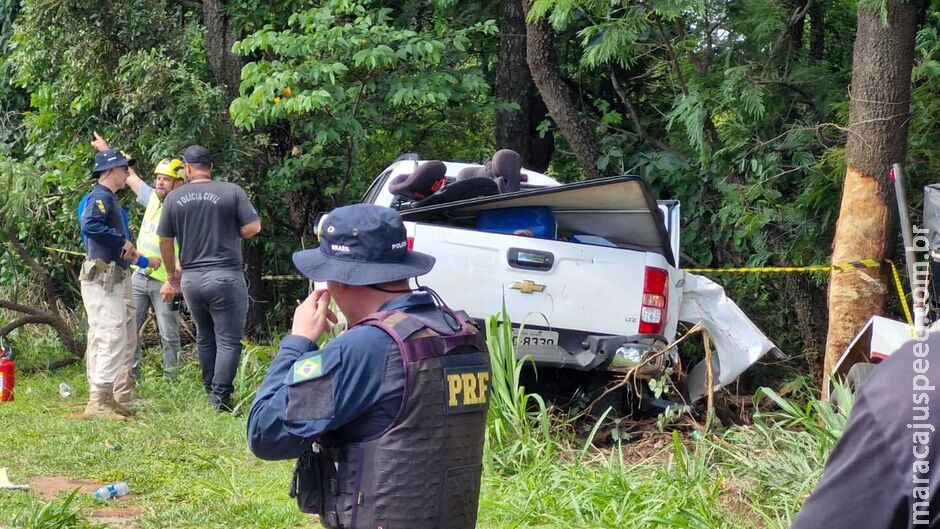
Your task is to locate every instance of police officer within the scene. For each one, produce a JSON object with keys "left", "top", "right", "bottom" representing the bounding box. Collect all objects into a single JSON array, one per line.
[
  {"left": 157, "top": 145, "right": 261, "bottom": 411},
  {"left": 78, "top": 148, "right": 140, "bottom": 420},
  {"left": 91, "top": 132, "right": 184, "bottom": 380},
  {"left": 248, "top": 204, "right": 491, "bottom": 529}
]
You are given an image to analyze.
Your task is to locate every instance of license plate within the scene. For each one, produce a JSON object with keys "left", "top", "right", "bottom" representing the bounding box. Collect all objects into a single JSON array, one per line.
[{"left": 514, "top": 329, "right": 559, "bottom": 347}]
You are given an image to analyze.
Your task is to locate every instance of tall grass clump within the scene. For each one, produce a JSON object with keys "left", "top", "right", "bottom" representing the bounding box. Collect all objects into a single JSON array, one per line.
[
  {"left": 708, "top": 379, "right": 854, "bottom": 527},
  {"left": 483, "top": 303, "right": 559, "bottom": 473},
  {"left": 12, "top": 490, "right": 103, "bottom": 529}
]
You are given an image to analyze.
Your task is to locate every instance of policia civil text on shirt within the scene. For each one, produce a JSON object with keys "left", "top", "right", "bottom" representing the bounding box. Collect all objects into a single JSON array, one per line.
[
  {"left": 78, "top": 148, "right": 149, "bottom": 420},
  {"left": 157, "top": 145, "right": 262, "bottom": 411},
  {"left": 247, "top": 204, "right": 491, "bottom": 529}
]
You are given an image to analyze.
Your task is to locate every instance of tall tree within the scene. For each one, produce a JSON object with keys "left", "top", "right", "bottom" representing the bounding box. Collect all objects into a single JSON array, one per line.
[
  {"left": 823, "top": 0, "right": 922, "bottom": 391},
  {"left": 522, "top": 0, "right": 601, "bottom": 179},
  {"left": 202, "top": 0, "right": 271, "bottom": 334},
  {"left": 203, "top": 0, "right": 243, "bottom": 101},
  {"left": 495, "top": 0, "right": 552, "bottom": 172}
]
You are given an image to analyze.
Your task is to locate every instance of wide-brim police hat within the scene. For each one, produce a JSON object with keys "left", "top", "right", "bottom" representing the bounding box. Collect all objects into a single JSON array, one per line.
[
  {"left": 91, "top": 148, "right": 134, "bottom": 179},
  {"left": 291, "top": 204, "right": 435, "bottom": 286}
]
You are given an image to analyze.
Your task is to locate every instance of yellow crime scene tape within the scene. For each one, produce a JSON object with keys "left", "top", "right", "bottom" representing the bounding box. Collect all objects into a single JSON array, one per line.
[
  {"left": 43, "top": 246, "right": 85, "bottom": 257},
  {"left": 42, "top": 247, "right": 914, "bottom": 325},
  {"left": 685, "top": 259, "right": 913, "bottom": 326},
  {"left": 44, "top": 247, "right": 306, "bottom": 281}
]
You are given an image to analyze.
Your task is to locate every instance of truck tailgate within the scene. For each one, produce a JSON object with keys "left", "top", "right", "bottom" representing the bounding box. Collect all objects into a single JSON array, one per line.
[{"left": 411, "top": 224, "right": 646, "bottom": 336}]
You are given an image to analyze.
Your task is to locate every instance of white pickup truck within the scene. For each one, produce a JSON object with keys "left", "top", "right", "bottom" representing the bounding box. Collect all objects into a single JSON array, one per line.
[{"left": 359, "top": 157, "right": 777, "bottom": 403}]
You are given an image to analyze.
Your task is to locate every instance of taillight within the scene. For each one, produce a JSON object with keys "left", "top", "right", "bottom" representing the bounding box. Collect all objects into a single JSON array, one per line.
[
  {"left": 639, "top": 266, "right": 668, "bottom": 334},
  {"left": 407, "top": 237, "right": 414, "bottom": 251}
]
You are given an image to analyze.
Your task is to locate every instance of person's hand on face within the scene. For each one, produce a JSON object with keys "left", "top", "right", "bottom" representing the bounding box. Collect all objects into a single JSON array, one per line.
[{"left": 291, "top": 289, "right": 339, "bottom": 342}]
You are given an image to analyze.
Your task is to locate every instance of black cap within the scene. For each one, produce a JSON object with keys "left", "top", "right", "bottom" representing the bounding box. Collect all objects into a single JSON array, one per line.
[
  {"left": 91, "top": 149, "right": 135, "bottom": 179},
  {"left": 291, "top": 204, "right": 435, "bottom": 286},
  {"left": 180, "top": 145, "right": 212, "bottom": 165}
]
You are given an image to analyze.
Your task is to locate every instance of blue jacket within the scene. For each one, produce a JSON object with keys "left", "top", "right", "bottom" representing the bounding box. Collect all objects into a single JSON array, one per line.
[
  {"left": 78, "top": 184, "right": 132, "bottom": 268},
  {"left": 247, "top": 292, "right": 445, "bottom": 461}
]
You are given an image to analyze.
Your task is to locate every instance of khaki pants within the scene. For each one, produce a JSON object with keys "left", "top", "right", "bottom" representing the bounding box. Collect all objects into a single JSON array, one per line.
[{"left": 80, "top": 263, "right": 136, "bottom": 400}]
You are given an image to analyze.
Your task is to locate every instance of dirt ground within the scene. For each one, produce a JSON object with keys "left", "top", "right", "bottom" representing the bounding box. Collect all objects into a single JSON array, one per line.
[{"left": 29, "top": 475, "right": 140, "bottom": 529}]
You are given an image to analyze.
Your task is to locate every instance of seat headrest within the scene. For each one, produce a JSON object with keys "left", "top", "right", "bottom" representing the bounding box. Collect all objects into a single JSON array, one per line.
[
  {"left": 388, "top": 161, "right": 447, "bottom": 200},
  {"left": 489, "top": 149, "right": 521, "bottom": 193},
  {"left": 455, "top": 150, "right": 523, "bottom": 193}
]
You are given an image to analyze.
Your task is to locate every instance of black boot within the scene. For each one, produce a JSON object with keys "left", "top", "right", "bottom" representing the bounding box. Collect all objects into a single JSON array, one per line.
[{"left": 208, "top": 393, "right": 233, "bottom": 412}]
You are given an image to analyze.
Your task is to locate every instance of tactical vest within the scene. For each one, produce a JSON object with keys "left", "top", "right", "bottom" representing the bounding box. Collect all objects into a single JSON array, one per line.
[
  {"left": 135, "top": 193, "right": 175, "bottom": 282},
  {"left": 290, "top": 309, "right": 491, "bottom": 529},
  {"left": 78, "top": 190, "right": 132, "bottom": 268}
]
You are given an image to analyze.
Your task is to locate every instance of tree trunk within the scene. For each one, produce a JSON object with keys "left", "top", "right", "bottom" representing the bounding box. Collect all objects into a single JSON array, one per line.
[
  {"left": 786, "top": 274, "right": 826, "bottom": 381},
  {"left": 522, "top": 0, "right": 601, "bottom": 179},
  {"left": 201, "top": 0, "right": 268, "bottom": 334},
  {"left": 823, "top": 0, "right": 920, "bottom": 394},
  {"left": 496, "top": 0, "right": 553, "bottom": 172},
  {"left": 202, "top": 0, "right": 242, "bottom": 100},
  {"left": 809, "top": 0, "right": 824, "bottom": 62}
]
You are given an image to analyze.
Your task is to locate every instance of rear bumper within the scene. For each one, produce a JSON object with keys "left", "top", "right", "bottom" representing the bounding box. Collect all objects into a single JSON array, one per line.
[{"left": 513, "top": 329, "right": 669, "bottom": 376}]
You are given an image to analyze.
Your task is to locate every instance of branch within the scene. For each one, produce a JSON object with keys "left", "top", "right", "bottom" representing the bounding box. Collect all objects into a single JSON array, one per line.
[
  {"left": 775, "top": 0, "right": 814, "bottom": 52},
  {"left": 0, "top": 314, "right": 55, "bottom": 337},
  {"left": 0, "top": 299, "right": 40, "bottom": 315},
  {"left": 609, "top": 65, "right": 688, "bottom": 160},
  {"left": 4, "top": 225, "right": 60, "bottom": 304},
  {"left": 657, "top": 18, "right": 689, "bottom": 96},
  {"left": 22, "top": 356, "right": 81, "bottom": 375}
]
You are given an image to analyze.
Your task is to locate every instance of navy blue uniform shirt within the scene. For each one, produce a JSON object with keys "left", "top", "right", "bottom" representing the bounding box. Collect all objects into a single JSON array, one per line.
[
  {"left": 247, "top": 292, "right": 445, "bottom": 461},
  {"left": 79, "top": 184, "right": 132, "bottom": 268}
]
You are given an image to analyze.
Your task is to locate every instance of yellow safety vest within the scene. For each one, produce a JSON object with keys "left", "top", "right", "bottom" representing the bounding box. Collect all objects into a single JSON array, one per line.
[{"left": 135, "top": 193, "right": 177, "bottom": 283}]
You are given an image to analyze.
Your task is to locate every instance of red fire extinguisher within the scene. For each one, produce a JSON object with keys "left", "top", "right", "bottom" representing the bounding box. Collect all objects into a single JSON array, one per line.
[{"left": 0, "top": 340, "right": 14, "bottom": 402}]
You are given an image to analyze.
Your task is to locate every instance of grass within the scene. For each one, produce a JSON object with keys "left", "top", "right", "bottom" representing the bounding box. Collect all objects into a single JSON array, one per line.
[
  {"left": 0, "top": 363, "right": 306, "bottom": 528},
  {"left": 0, "top": 312, "right": 845, "bottom": 528}
]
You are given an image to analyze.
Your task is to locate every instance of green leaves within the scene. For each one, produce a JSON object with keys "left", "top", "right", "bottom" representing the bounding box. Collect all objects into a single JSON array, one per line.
[{"left": 231, "top": 0, "right": 492, "bottom": 131}]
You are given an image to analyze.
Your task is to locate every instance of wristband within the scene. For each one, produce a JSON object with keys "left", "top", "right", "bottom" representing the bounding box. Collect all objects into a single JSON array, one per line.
[{"left": 135, "top": 255, "right": 150, "bottom": 269}]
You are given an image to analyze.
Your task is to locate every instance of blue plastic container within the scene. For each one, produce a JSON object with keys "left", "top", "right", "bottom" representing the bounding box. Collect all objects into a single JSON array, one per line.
[{"left": 476, "top": 207, "right": 557, "bottom": 239}]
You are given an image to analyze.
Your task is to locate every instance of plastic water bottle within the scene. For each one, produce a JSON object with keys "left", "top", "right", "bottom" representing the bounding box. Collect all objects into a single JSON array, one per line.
[{"left": 92, "top": 482, "right": 129, "bottom": 500}]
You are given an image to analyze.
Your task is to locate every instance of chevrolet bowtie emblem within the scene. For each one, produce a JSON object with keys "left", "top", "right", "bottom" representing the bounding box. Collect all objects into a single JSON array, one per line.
[{"left": 510, "top": 280, "right": 546, "bottom": 294}]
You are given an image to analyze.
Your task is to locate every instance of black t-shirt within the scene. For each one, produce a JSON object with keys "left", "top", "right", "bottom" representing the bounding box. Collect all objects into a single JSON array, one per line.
[
  {"left": 157, "top": 180, "right": 259, "bottom": 272},
  {"left": 792, "top": 334, "right": 940, "bottom": 528}
]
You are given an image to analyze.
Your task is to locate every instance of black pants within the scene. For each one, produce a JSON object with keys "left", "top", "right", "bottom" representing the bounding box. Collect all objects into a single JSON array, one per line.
[{"left": 181, "top": 269, "right": 247, "bottom": 403}]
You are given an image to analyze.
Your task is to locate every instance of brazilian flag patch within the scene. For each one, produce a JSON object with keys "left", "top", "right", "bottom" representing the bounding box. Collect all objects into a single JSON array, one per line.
[{"left": 292, "top": 355, "right": 323, "bottom": 384}]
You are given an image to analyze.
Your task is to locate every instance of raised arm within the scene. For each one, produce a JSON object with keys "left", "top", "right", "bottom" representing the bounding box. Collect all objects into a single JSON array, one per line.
[{"left": 91, "top": 131, "right": 144, "bottom": 197}]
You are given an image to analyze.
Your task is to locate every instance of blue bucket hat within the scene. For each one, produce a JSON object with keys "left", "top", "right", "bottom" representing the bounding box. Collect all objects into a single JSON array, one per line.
[
  {"left": 292, "top": 204, "right": 435, "bottom": 286},
  {"left": 91, "top": 148, "right": 134, "bottom": 179}
]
